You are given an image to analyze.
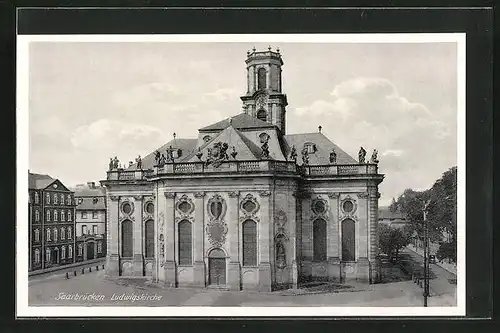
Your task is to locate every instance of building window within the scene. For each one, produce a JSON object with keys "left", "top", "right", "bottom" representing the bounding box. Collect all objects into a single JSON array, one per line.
[
  {"left": 121, "top": 220, "right": 133, "bottom": 257},
  {"left": 78, "top": 243, "right": 83, "bottom": 256},
  {"left": 68, "top": 211, "right": 72, "bottom": 221},
  {"left": 46, "top": 193, "right": 50, "bottom": 204},
  {"left": 34, "top": 249, "right": 40, "bottom": 263},
  {"left": 242, "top": 219, "right": 257, "bottom": 266},
  {"left": 45, "top": 248, "right": 51, "bottom": 263},
  {"left": 60, "top": 210, "right": 65, "bottom": 221},
  {"left": 34, "top": 229, "right": 40, "bottom": 242},
  {"left": 46, "top": 228, "right": 51, "bottom": 241},
  {"left": 97, "top": 241, "right": 102, "bottom": 253},
  {"left": 92, "top": 225, "right": 98, "bottom": 234},
  {"left": 53, "top": 193, "right": 58, "bottom": 205},
  {"left": 68, "top": 245, "right": 73, "bottom": 258},
  {"left": 342, "top": 200, "right": 354, "bottom": 213},
  {"left": 54, "top": 210, "right": 58, "bottom": 222},
  {"left": 53, "top": 228, "right": 58, "bottom": 242},
  {"left": 312, "top": 199, "right": 327, "bottom": 215},
  {"left": 257, "top": 109, "right": 267, "bottom": 122},
  {"left": 121, "top": 202, "right": 133, "bottom": 215},
  {"left": 258, "top": 67, "right": 266, "bottom": 90},
  {"left": 145, "top": 202, "right": 154, "bottom": 214},
  {"left": 46, "top": 210, "right": 51, "bottom": 222},
  {"left": 145, "top": 219, "right": 154, "bottom": 258},
  {"left": 313, "top": 218, "right": 327, "bottom": 261},
  {"left": 60, "top": 194, "right": 65, "bottom": 205},
  {"left": 60, "top": 227, "right": 65, "bottom": 240},
  {"left": 92, "top": 211, "right": 98, "bottom": 219},
  {"left": 81, "top": 212, "right": 87, "bottom": 219},
  {"left": 35, "top": 210, "right": 39, "bottom": 222},
  {"left": 342, "top": 219, "right": 356, "bottom": 262},
  {"left": 67, "top": 195, "right": 71, "bottom": 205},
  {"left": 34, "top": 192, "right": 39, "bottom": 204},
  {"left": 203, "top": 135, "right": 211, "bottom": 143},
  {"left": 61, "top": 246, "right": 66, "bottom": 260},
  {"left": 82, "top": 225, "right": 88, "bottom": 235},
  {"left": 67, "top": 227, "right": 72, "bottom": 239},
  {"left": 304, "top": 142, "right": 317, "bottom": 154},
  {"left": 78, "top": 198, "right": 83, "bottom": 205},
  {"left": 178, "top": 220, "right": 192, "bottom": 265},
  {"left": 92, "top": 197, "right": 98, "bottom": 204}
]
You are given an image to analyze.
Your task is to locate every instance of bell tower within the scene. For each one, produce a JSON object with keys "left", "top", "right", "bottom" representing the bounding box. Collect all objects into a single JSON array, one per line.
[{"left": 240, "top": 46, "right": 288, "bottom": 134}]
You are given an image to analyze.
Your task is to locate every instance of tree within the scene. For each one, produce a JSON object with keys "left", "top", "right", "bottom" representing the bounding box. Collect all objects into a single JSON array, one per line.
[
  {"left": 389, "top": 197, "right": 398, "bottom": 213},
  {"left": 378, "top": 224, "right": 410, "bottom": 257}
]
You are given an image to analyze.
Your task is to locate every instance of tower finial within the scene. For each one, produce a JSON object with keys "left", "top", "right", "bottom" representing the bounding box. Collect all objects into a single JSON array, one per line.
[
  {"left": 268, "top": 45, "right": 272, "bottom": 51},
  {"left": 318, "top": 125, "right": 322, "bottom": 133},
  {"left": 252, "top": 46, "right": 256, "bottom": 52},
  {"left": 173, "top": 132, "right": 176, "bottom": 139}
]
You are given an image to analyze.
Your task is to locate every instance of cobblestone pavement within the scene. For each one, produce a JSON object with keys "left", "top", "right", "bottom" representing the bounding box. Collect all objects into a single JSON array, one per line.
[{"left": 28, "top": 268, "right": 456, "bottom": 307}]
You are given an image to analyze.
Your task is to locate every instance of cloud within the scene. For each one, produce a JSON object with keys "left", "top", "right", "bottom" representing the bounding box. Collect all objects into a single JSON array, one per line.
[
  {"left": 290, "top": 77, "right": 456, "bottom": 204},
  {"left": 110, "top": 81, "right": 180, "bottom": 109},
  {"left": 203, "top": 88, "right": 239, "bottom": 103}
]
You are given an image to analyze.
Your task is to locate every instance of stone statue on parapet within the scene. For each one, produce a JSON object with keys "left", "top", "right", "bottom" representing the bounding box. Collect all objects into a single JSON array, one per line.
[
  {"left": 261, "top": 140, "right": 270, "bottom": 159},
  {"left": 358, "top": 147, "right": 366, "bottom": 164},
  {"left": 289, "top": 145, "right": 297, "bottom": 162},
  {"left": 154, "top": 150, "right": 161, "bottom": 165},
  {"left": 329, "top": 148, "right": 337, "bottom": 164},
  {"left": 109, "top": 158, "right": 113, "bottom": 171},
  {"left": 135, "top": 155, "right": 142, "bottom": 169},
  {"left": 301, "top": 147, "right": 309, "bottom": 165},
  {"left": 231, "top": 146, "right": 238, "bottom": 159},
  {"left": 113, "top": 156, "right": 119, "bottom": 169},
  {"left": 370, "top": 149, "right": 379, "bottom": 164}
]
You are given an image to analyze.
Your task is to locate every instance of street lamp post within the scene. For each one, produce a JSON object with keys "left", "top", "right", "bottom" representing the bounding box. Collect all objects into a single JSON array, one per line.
[{"left": 423, "top": 200, "right": 431, "bottom": 307}]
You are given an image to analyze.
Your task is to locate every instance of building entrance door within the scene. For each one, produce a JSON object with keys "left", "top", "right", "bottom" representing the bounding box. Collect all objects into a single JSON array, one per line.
[
  {"left": 86, "top": 242, "right": 95, "bottom": 260},
  {"left": 208, "top": 248, "right": 226, "bottom": 286}
]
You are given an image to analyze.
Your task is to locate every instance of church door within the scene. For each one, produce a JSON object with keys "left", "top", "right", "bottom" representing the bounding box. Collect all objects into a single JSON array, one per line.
[{"left": 208, "top": 249, "right": 226, "bottom": 286}]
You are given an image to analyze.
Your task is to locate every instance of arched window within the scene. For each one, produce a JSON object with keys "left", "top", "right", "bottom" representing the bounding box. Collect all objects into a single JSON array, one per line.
[
  {"left": 97, "top": 241, "right": 102, "bottom": 253},
  {"left": 68, "top": 245, "right": 73, "bottom": 258},
  {"left": 78, "top": 243, "right": 83, "bottom": 256},
  {"left": 34, "top": 192, "right": 39, "bottom": 204},
  {"left": 34, "top": 249, "right": 40, "bottom": 263},
  {"left": 242, "top": 219, "right": 257, "bottom": 266},
  {"left": 60, "top": 194, "right": 65, "bottom": 204},
  {"left": 258, "top": 67, "right": 266, "bottom": 90},
  {"left": 313, "top": 218, "right": 327, "bottom": 261},
  {"left": 46, "top": 193, "right": 50, "bottom": 204},
  {"left": 60, "top": 210, "right": 65, "bottom": 221},
  {"left": 67, "top": 226, "right": 72, "bottom": 239},
  {"left": 61, "top": 246, "right": 66, "bottom": 259},
  {"left": 145, "top": 220, "right": 154, "bottom": 258},
  {"left": 60, "top": 227, "right": 65, "bottom": 240},
  {"left": 68, "top": 211, "right": 72, "bottom": 221},
  {"left": 46, "top": 210, "right": 51, "bottom": 222},
  {"left": 342, "top": 219, "right": 356, "bottom": 262},
  {"left": 121, "top": 220, "right": 133, "bottom": 257},
  {"left": 178, "top": 220, "right": 192, "bottom": 265},
  {"left": 53, "top": 193, "right": 58, "bottom": 205},
  {"left": 257, "top": 109, "right": 267, "bottom": 122},
  {"left": 35, "top": 210, "right": 39, "bottom": 222},
  {"left": 67, "top": 195, "right": 71, "bottom": 205},
  {"left": 46, "top": 228, "right": 51, "bottom": 241},
  {"left": 45, "top": 248, "right": 51, "bottom": 262},
  {"left": 54, "top": 210, "right": 58, "bottom": 222},
  {"left": 53, "top": 228, "right": 58, "bottom": 242},
  {"left": 34, "top": 229, "right": 40, "bottom": 242}
]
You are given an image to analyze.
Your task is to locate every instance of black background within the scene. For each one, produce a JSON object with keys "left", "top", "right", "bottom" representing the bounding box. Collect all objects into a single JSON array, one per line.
[{"left": 1, "top": 2, "right": 495, "bottom": 332}]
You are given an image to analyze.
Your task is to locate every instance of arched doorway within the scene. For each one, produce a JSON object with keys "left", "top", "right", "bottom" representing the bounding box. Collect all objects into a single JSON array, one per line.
[
  {"left": 53, "top": 247, "right": 60, "bottom": 265},
  {"left": 208, "top": 248, "right": 226, "bottom": 286}
]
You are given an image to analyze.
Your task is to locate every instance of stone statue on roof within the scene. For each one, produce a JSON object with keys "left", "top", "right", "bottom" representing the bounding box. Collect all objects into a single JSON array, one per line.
[
  {"left": 113, "top": 156, "right": 119, "bottom": 169},
  {"left": 154, "top": 151, "right": 161, "bottom": 165},
  {"left": 135, "top": 155, "right": 142, "bottom": 169},
  {"left": 231, "top": 146, "right": 238, "bottom": 159},
  {"left": 329, "top": 148, "right": 337, "bottom": 164},
  {"left": 370, "top": 149, "right": 379, "bottom": 164},
  {"left": 289, "top": 145, "right": 297, "bottom": 162},
  {"left": 358, "top": 147, "right": 366, "bottom": 164},
  {"left": 109, "top": 158, "right": 113, "bottom": 171}
]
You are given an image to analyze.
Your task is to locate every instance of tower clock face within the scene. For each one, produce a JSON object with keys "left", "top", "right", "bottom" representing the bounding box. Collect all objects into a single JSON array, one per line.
[{"left": 256, "top": 93, "right": 268, "bottom": 109}]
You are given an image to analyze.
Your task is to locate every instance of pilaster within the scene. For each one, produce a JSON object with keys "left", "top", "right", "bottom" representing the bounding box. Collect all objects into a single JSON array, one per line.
[
  {"left": 193, "top": 192, "right": 206, "bottom": 287},
  {"left": 327, "top": 192, "right": 341, "bottom": 282},
  {"left": 368, "top": 186, "right": 380, "bottom": 283},
  {"left": 300, "top": 192, "right": 312, "bottom": 279},
  {"left": 164, "top": 192, "right": 177, "bottom": 287},
  {"left": 258, "top": 190, "right": 272, "bottom": 292},
  {"left": 106, "top": 195, "right": 120, "bottom": 276},
  {"left": 132, "top": 195, "right": 144, "bottom": 276},
  {"left": 227, "top": 191, "right": 241, "bottom": 290}
]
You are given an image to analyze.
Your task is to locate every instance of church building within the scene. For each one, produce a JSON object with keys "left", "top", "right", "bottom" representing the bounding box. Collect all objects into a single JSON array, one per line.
[{"left": 101, "top": 48, "right": 384, "bottom": 291}]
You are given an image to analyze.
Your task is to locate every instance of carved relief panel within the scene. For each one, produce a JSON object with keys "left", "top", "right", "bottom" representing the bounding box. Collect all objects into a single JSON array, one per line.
[
  {"left": 119, "top": 199, "right": 135, "bottom": 222},
  {"left": 310, "top": 195, "right": 329, "bottom": 221},
  {"left": 239, "top": 193, "right": 260, "bottom": 223},
  {"left": 340, "top": 194, "right": 358, "bottom": 221},
  {"left": 274, "top": 210, "right": 288, "bottom": 269},
  {"left": 206, "top": 194, "right": 228, "bottom": 248},
  {"left": 175, "top": 194, "right": 195, "bottom": 223}
]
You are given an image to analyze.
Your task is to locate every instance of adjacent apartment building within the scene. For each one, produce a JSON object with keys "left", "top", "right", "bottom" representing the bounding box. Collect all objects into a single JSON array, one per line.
[
  {"left": 74, "top": 182, "right": 107, "bottom": 262},
  {"left": 28, "top": 172, "right": 76, "bottom": 271}
]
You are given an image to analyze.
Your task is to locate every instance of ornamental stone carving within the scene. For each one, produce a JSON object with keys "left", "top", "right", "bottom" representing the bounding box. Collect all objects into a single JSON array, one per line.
[
  {"left": 340, "top": 195, "right": 358, "bottom": 218},
  {"left": 357, "top": 192, "right": 369, "bottom": 199},
  {"left": 311, "top": 195, "right": 329, "bottom": 220},
  {"left": 207, "top": 194, "right": 227, "bottom": 221},
  {"left": 164, "top": 192, "right": 175, "bottom": 199},
  {"left": 228, "top": 191, "right": 240, "bottom": 198},
  {"left": 109, "top": 195, "right": 120, "bottom": 201},
  {"left": 259, "top": 190, "right": 271, "bottom": 197},
  {"left": 194, "top": 192, "right": 206, "bottom": 198},
  {"left": 327, "top": 192, "right": 340, "bottom": 199},
  {"left": 274, "top": 210, "right": 288, "bottom": 270},
  {"left": 158, "top": 211, "right": 165, "bottom": 267},
  {"left": 240, "top": 193, "right": 260, "bottom": 218},
  {"left": 176, "top": 194, "right": 195, "bottom": 217},
  {"left": 133, "top": 195, "right": 143, "bottom": 201},
  {"left": 206, "top": 194, "right": 228, "bottom": 247}
]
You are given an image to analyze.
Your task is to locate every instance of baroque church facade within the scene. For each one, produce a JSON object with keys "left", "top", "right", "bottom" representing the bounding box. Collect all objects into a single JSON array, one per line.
[{"left": 101, "top": 48, "right": 384, "bottom": 291}]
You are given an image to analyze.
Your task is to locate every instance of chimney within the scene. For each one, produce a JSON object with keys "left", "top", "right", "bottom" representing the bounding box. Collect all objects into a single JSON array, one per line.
[{"left": 87, "top": 182, "right": 95, "bottom": 189}]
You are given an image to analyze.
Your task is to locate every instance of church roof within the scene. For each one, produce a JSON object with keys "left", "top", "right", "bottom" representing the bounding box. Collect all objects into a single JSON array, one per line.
[
  {"left": 283, "top": 133, "right": 357, "bottom": 165},
  {"left": 126, "top": 138, "right": 198, "bottom": 170},
  {"left": 184, "top": 124, "right": 264, "bottom": 162},
  {"left": 199, "top": 113, "right": 276, "bottom": 132}
]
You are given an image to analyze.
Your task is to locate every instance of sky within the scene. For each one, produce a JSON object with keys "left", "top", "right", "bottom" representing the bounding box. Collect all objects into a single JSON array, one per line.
[{"left": 28, "top": 41, "right": 458, "bottom": 206}]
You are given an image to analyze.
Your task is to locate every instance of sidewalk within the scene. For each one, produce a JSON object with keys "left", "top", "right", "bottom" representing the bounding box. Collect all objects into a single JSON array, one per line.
[{"left": 406, "top": 244, "right": 456, "bottom": 275}]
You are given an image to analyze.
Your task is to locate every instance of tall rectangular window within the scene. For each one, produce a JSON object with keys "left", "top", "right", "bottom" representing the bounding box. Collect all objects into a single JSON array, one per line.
[
  {"left": 313, "top": 219, "right": 327, "bottom": 261},
  {"left": 242, "top": 220, "right": 257, "bottom": 266},
  {"left": 145, "top": 220, "right": 154, "bottom": 258},
  {"left": 121, "top": 220, "right": 133, "bottom": 257},
  {"left": 92, "top": 225, "right": 98, "bottom": 234},
  {"left": 178, "top": 220, "right": 192, "bottom": 265},
  {"left": 341, "top": 219, "right": 356, "bottom": 262},
  {"left": 82, "top": 212, "right": 87, "bottom": 219},
  {"left": 92, "top": 211, "right": 98, "bottom": 219},
  {"left": 82, "top": 225, "right": 87, "bottom": 235}
]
